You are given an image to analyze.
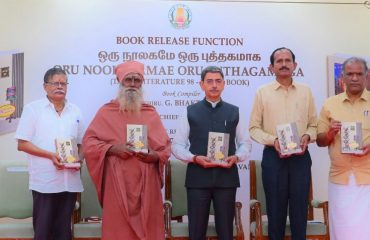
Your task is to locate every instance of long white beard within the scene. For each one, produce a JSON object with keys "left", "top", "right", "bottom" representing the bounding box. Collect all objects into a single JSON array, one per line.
[{"left": 117, "top": 86, "right": 144, "bottom": 113}]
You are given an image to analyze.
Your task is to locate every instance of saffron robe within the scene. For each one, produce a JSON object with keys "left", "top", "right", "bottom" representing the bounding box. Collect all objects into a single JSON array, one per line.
[{"left": 83, "top": 101, "right": 171, "bottom": 240}]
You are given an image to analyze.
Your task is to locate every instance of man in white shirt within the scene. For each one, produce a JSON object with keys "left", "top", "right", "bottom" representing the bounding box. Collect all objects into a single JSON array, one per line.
[{"left": 15, "top": 67, "right": 84, "bottom": 240}]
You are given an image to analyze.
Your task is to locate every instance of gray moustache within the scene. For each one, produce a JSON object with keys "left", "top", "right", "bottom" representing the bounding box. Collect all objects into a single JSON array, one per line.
[{"left": 125, "top": 89, "right": 138, "bottom": 93}]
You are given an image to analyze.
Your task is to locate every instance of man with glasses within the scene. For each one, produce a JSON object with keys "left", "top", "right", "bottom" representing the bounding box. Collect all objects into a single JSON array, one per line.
[
  {"left": 317, "top": 57, "right": 370, "bottom": 239},
  {"left": 172, "top": 66, "right": 251, "bottom": 240},
  {"left": 83, "top": 61, "right": 171, "bottom": 240},
  {"left": 249, "top": 47, "right": 317, "bottom": 240},
  {"left": 15, "top": 67, "right": 85, "bottom": 240}
]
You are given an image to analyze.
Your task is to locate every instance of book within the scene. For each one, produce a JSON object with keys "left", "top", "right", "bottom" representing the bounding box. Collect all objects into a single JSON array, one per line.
[
  {"left": 341, "top": 122, "right": 363, "bottom": 154},
  {"left": 55, "top": 138, "right": 80, "bottom": 168},
  {"left": 207, "top": 132, "right": 230, "bottom": 165},
  {"left": 276, "top": 122, "right": 302, "bottom": 155},
  {"left": 126, "top": 124, "right": 148, "bottom": 153}
]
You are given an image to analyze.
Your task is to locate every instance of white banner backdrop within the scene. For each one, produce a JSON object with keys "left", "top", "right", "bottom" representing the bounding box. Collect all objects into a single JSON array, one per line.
[
  {"left": 1, "top": 0, "right": 370, "bottom": 238},
  {"left": 54, "top": 4, "right": 265, "bottom": 234}
]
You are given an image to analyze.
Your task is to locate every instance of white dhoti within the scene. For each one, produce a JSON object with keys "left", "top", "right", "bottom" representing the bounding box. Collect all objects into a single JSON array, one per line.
[{"left": 329, "top": 174, "right": 370, "bottom": 240}]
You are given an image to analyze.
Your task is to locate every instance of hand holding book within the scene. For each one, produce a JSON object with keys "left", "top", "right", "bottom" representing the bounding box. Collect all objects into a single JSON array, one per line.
[
  {"left": 206, "top": 132, "right": 230, "bottom": 166},
  {"left": 354, "top": 144, "right": 370, "bottom": 156},
  {"left": 328, "top": 120, "right": 341, "bottom": 141},
  {"left": 275, "top": 123, "right": 302, "bottom": 157},
  {"left": 55, "top": 138, "right": 81, "bottom": 169},
  {"left": 341, "top": 122, "right": 363, "bottom": 154},
  {"left": 297, "top": 134, "right": 310, "bottom": 155},
  {"left": 126, "top": 124, "right": 148, "bottom": 153},
  {"left": 50, "top": 152, "right": 64, "bottom": 170},
  {"left": 274, "top": 138, "right": 291, "bottom": 158},
  {"left": 193, "top": 155, "right": 221, "bottom": 168},
  {"left": 136, "top": 148, "right": 159, "bottom": 163},
  {"left": 222, "top": 155, "right": 239, "bottom": 168},
  {"left": 108, "top": 143, "right": 135, "bottom": 159}
]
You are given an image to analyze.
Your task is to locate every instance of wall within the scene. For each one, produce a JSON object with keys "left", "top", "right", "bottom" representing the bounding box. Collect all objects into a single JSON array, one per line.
[{"left": 1, "top": 0, "right": 370, "bottom": 237}]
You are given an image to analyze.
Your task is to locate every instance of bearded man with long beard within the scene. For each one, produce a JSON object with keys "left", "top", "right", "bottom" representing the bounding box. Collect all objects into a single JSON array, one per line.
[{"left": 83, "top": 61, "right": 171, "bottom": 240}]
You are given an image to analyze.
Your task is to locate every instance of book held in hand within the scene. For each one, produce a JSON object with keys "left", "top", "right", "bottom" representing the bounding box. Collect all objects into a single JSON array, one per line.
[
  {"left": 127, "top": 124, "right": 148, "bottom": 153},
  {"left": 341, "top": 122, "right": 363, "bottom": 154},
  {"left": 276, "top": 122, "right": 302, "bottom": 155},
  {"left": 207, "top": 132, "right": 230, "bottom": 165},
  {"left": 55, "top": 138, "right": 80, "bottom": 168}
]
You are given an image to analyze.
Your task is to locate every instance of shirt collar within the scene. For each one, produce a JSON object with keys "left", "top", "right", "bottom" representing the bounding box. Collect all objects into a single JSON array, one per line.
[
  {"left": 273, "top": 79, "right": 296, "bottom": 90},
  {"left": 43, "top": 96, "right": 70, "bottom": 109},
  {"left": 203, "top": 98, "right": 223, "bottom": 108},
  {"left": 341, "top": 90, "right": 369, "bottom": 102}
]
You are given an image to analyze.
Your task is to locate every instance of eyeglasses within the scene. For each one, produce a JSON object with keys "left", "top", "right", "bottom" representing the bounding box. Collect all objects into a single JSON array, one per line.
[
  {"left": 123, "top": 77, "right": 143, "bottom": 86},
  {"left": 46, "top": 82, "right": 68, "bottom": 87}
]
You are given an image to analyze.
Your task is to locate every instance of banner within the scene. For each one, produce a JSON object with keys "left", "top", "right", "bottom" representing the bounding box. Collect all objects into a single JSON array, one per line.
[{"left": 2, "top": 0, "right": 370, "bottom": 237}]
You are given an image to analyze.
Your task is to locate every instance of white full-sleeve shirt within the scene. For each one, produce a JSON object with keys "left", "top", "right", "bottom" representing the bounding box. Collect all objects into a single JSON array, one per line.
[
  {"left": 172, "top": 101, "right": 252, "bottom": 163},
  {"left": 15, "top": 97, "right": 85, "bottom": 193}
]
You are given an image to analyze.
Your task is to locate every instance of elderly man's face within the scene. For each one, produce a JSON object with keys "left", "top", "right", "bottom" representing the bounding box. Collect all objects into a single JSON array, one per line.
[
  {"left": 120, "top": 73, "right": 143, "bottom": 89},
  {"left": 43, "top": 73, "right": 68, "bottom": 102},
  {"left": 117, "top": 73, "right": 144, "bottom": 113},
  {"left": 342, "top": 61, "right": 366, "bottom": 96},
  {"left": 366, "top": 71, "right": 370, "bottom": 91}
]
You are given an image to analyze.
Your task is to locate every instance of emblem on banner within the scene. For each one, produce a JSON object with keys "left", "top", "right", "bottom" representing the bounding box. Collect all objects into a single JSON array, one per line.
[{"left": 168, "top": 4, "right": 192, "bottom": 29}]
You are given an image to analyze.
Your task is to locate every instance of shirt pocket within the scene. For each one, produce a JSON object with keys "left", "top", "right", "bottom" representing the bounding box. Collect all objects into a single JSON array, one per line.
[
  {"left": 362, "top": 116, "right": 370, "bottom": 130},
  {"left": 294, "top": 96, "right": 309, "bottom": 123},
  {"left": 65, "top": 117, "right": 80, "bottom": 139}
]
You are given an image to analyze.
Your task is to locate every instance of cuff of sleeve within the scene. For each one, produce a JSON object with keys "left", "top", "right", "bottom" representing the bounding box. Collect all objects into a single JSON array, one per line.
[
  {"left": 267, "top": 135, "right": 277, "bottom": 146},
  {"left": 192, "top": 155, "right": 197, "bottom": 164}
]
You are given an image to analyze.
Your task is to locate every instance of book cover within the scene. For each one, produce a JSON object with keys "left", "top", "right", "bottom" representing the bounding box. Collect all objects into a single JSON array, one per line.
[
  {"left": 207, "top": 132, "right": 230, "bottom": 165},
  {"left": 127, "top": 124, "right": 148, "bottom": 153},
  {"left": 55, "top": 138, "right": 80, "bottom": 168},
  {"left": 276, "top": 122, "right": 302, "bottom": 155},
  {"left": 341, "top": 122, "right": 363, "bottom": 154}
]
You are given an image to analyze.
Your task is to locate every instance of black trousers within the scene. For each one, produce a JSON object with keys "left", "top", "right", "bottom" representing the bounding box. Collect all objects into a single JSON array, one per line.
[
  {"left": 187, "top": 187, "right": 236, "bottom": 240},
  {"left": 262, "top": 147, "right": 311, "bottom": 240},
  {"left": 32, "top": 191, "right": 77, "bottom": 240}
]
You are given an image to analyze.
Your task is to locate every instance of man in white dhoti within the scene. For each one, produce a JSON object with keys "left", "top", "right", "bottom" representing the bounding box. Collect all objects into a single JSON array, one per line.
[{"left": 317, "top": 57, "right": 370, "bottom": 240}]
